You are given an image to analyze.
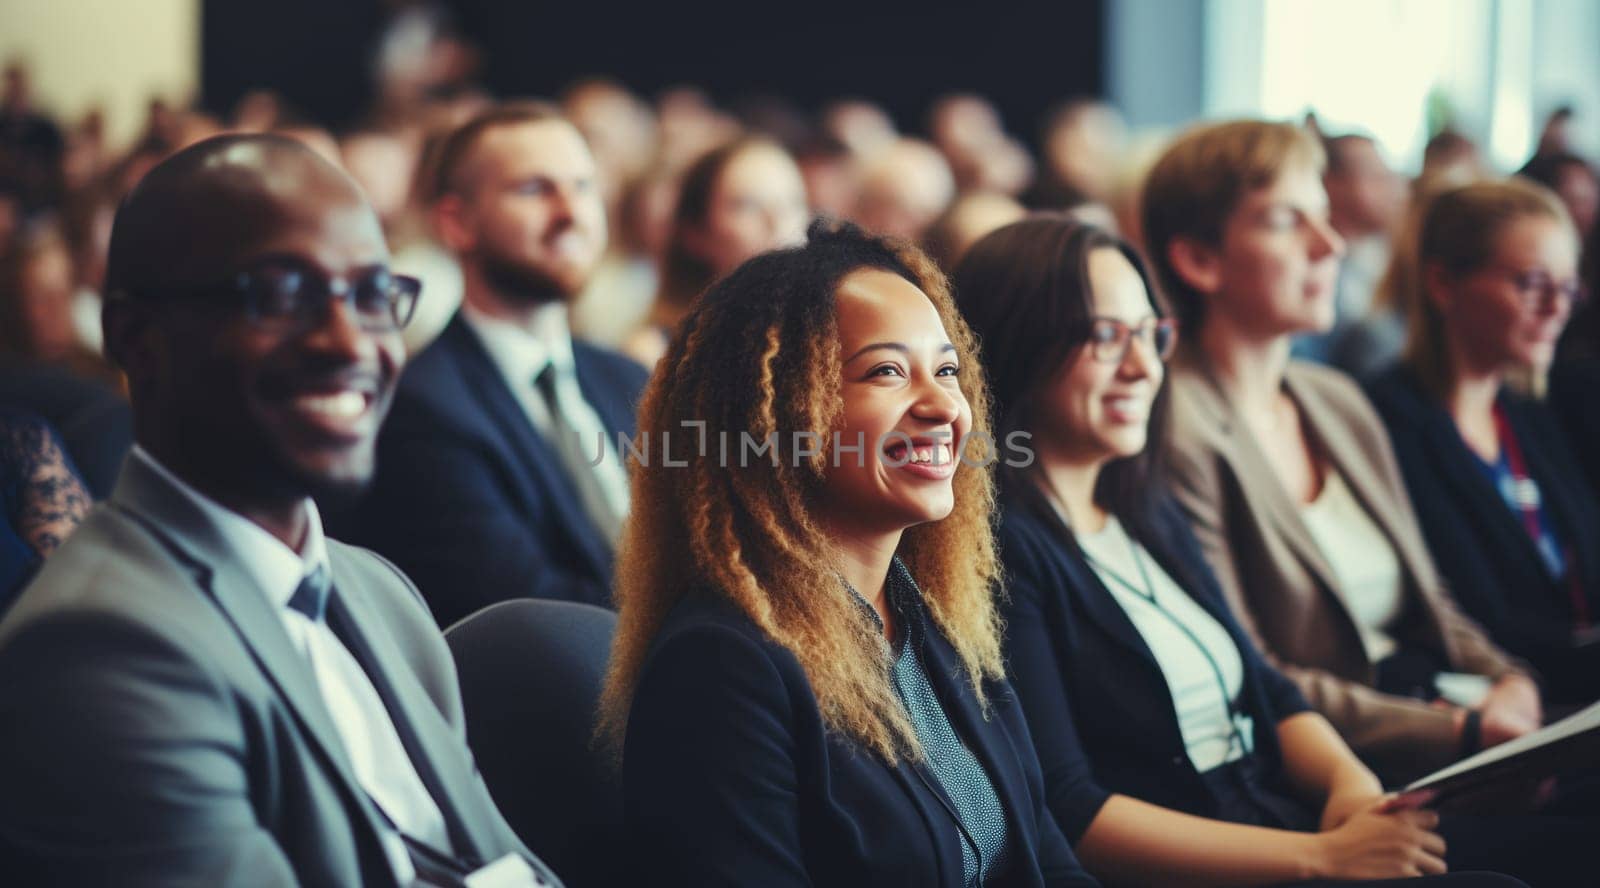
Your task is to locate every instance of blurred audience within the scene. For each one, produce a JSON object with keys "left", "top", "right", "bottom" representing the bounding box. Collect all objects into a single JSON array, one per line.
[
  {"left": 923, "top": 189, "right": 1026, "bottom": 271},
  {"left": 563, "top": 78, "right": 658, "bottom": 223},
  {"left": 821, "top": 98, "right": 899, "bottom": 160},
  {"left": 927, "top": 92, "right": 1033, "bottom": 196},
  {"left": 1518, "top": 151, "right": 1599, "bottom": 244},
  {"left": 1421, "top": 130, "right": 1487, "bottom": 186},
  {"left": 1368, "top": 179, "right": 1600, "bottom": 704},
  {"left": 851, "top": 138, "right": 956, "bottom": 242},
  {"left": 0, "top": 407, "right": 89, "bottom": 613},
  {"left": 1329, "top": 176, "right": 1459, "bottom": 381},
  {"left": 624, "top": 136, "right": 809, "bottom": 366},
  {"left": 0, "top": 62, "right": 65, "bottom": 213},
  {"left": 1295, "top": 133, "right": 1406, "bottom": 367},
  {"left": 0, "top": 217, "right": 119, "bottom": 387},
  {"left": 1025, "top": 99, "right": 1127, "bottom": 210}
]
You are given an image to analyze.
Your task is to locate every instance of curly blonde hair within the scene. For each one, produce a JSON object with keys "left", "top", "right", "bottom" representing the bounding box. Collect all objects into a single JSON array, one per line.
[{"left": 597, "top": 219, "right": 1005, "bottom": 763}]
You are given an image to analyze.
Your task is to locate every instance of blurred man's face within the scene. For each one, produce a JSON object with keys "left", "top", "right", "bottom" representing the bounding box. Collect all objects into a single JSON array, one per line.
[
  {"left": 1326, "top": 138, "right": 1404, "bottom": 236},
  {"left": 448, "top": 119, "right": 609, "bottom": 304}
]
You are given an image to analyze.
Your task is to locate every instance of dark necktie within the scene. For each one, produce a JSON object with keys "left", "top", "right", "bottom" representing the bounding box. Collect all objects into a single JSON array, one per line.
[
  {"left": 288, "top": 564, "right": 332, "bottom": 622},
  {"left": 534, "top": 362, "right": 621, "bottom": 543}
]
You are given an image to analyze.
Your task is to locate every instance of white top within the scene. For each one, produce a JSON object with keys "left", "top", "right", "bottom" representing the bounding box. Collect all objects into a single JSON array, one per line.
[
  {"left": 1300, "top": 469, "right": 1405, "bottom": 662},
  {"left": 1078, "top": 515, "right": 1250, "bottom": 772},
  {"left": 462, "top": 302, "right": 630, "bottom": 540},
  {"left": 132, "top": 447, "right": 450, "bottom": 883}
]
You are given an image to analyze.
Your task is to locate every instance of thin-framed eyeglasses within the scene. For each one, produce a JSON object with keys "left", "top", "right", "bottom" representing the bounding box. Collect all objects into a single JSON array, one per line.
[
  {"left": 1086, "top": 316, "right": 1179, "bottom": 364},
  {"left": 122, "top": 259, "right": 422, "bottom": 333},
  {"left": 1492, "top": 266, "right": 1588, "bottom": 313}
]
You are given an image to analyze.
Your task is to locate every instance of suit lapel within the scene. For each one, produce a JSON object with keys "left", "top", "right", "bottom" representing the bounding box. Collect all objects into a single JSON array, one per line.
[
  {"left": 1183, "top": 361, "right": 1344, "bottom": 604},
  {"left": 1286, "top": 372, "right": 1443, "bottom": 624},
  {"left": 572, "top": 345, "right": 636, "bottom": 441},
  {"left": 1028, "top": 496, "right": 1170, "bottom": 681},
  {"left": 444, "top": 318, "right": 612, "bottom": 579},
  {"left": 885, "top": 756, "right": 964, "bottom": 885},
  {"left": 323, "top": 552, "right": 492, "bottom": 864},
  {"left": 108, "top": 459, "right": 394, "bottom": 853}
]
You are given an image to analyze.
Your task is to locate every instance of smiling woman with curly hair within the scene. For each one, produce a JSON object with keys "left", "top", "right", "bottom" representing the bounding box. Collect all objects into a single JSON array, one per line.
[{"left": 597, "top": 219, "right": 1097, "bottom": 887}]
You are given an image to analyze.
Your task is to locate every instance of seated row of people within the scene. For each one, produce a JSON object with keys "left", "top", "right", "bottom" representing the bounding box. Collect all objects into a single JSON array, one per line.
[{"left": 0, "top": 108, "right": 1595, "bottom": 886}]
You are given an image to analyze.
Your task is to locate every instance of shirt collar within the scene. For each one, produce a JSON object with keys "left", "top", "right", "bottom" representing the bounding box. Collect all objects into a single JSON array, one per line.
[
  {"left": 462, "top": 301, "right": 576, "bottom": 386},
  {"left": 848, "top": 557, "right": 926, "bottom": 653},
  {"left": 130, "top": 445, "right": 329, "bottom": 610}
]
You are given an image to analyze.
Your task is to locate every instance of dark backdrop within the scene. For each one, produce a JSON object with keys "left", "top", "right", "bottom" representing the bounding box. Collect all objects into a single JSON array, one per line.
[{"left": 203, "top": 1, "right": 1105, "bottom": 139}]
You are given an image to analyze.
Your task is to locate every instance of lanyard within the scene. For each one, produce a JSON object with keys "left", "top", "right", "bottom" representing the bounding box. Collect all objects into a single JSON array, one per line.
[
  {"left": 1492, "top": 403, "right": 1589, "bottom": 628},
  {"left": 1082, "top": 531, "right": 1254, "bottom": 760}
]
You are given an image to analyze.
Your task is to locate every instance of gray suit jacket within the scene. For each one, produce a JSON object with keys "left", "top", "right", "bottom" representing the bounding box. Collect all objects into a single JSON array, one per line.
[{"left": 0, "top": 455, "right": 563, "bottom": 887}]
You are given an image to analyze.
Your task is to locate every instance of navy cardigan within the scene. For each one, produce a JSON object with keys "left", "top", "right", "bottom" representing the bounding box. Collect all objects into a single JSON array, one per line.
[
  {"left": 996, "top": 482, "right": 1314, "bottom": 843},
  {"left": 1367, "top": 365, "right": 1600, "bottom": 703},
  {"left": 622, "top": 588, "right": 1100, "bottom": 888}
]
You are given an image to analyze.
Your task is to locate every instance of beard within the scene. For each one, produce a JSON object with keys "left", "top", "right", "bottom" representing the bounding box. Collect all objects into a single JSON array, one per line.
[{"left": 474, "top": 240, "right": 588, "bottom": 307}]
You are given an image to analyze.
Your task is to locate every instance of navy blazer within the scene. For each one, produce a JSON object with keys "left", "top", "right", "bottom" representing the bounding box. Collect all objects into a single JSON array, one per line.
[
  {"left": 336, "top": 315, "right": 648, "bottom": 626},
  {"left": 1550, "top": 358, "right": 1600, "bottom": 508},
  {"left": 1368, "top": 365, "right": 1600, "bottom": 703},
  {"left": 996, "top": 481, "right": 1313, "bottom": 843},
  {"left": 622, "top": 590, "right": 1100, "bottom": 888}
]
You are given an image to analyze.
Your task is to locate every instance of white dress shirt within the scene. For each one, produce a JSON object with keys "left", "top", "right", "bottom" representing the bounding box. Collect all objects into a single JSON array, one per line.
[
  {"left": 131, "top": 446, "right": 451, "bottom": 883},
  {"left": 462, "top": 303, "right": 631, "bottom": 538},
  {"left": 1301, "top": 469, "right": 1405, "bottom": 662},
  {"left": 1079, "top": 515, "right": 1250, "bottom": 772}
]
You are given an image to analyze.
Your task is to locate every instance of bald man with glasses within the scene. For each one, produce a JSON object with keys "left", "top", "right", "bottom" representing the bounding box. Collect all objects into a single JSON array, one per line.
[{"left": 0, "top": 134, "right": 559, "bottom": 887}]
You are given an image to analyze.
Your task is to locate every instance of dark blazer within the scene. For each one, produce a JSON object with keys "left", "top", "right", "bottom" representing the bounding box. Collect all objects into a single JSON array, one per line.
[
  {"left": 622, "top": 590, "right": 1100, "bottom": 888},
  {"left": 338, "top": 314, "right": 648, "bottom": 625},
  {"left": 1168, "top": 356, "right": 1523, "bottom": 783},
  {"left": 1368, "top": 365, "right": 1600, "bottom": 703},
  {"left": 1550, "top": 358, "right": 1600, "bottom": 506},
  {"left": 0, "top": 455, "right": 560, "bottom": 887},
  {"left": 996, "top": 482, "right": 1313, "bottom": 843}
]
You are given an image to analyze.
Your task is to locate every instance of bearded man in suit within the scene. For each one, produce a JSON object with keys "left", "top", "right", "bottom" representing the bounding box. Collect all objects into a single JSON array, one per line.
[{"left": 336, "top": 102, "right": 649, "bottom": 625}]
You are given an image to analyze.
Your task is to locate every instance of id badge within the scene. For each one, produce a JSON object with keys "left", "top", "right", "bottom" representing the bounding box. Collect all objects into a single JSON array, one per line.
[{"left": 1233, "top": 712, "right": 1256, "bottom": 756}]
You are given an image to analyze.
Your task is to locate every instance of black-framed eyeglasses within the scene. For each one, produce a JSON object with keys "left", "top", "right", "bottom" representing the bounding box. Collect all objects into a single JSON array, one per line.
[
  {"left": 1086, "top": 316, "right": 1179, "bottom": 364},
  {"left": 129, "top": 259, "right": 422, "bottom": 333},
  {"left": 1495, "top": 266, "right": 1587, "bottom": 313}
]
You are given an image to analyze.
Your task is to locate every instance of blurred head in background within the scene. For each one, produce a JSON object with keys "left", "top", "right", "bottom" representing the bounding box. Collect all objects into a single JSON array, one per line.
[
  {"left": 1519, "top": 151, "right": 1599, "bottom": 243},
  {"left": 1406, "top": 178, "right": 1580, "bottom": 393},
  {"left": 1323, "top": 133, "right": 1405, "bottom": 240},
  {"left": 924, "top": 190, "right": 1026, "bottom": 271},
  {"left": 852, "top": 139, "right": 955, "bottom": 242},
  {"left": 429, "top": 102, "right": 608, "bottom": 317}
]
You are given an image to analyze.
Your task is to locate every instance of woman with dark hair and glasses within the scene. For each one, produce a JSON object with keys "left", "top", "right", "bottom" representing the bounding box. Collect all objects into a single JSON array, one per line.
[
  {"left": 1366, "top": 178, "right": 1600, "bottom": 705},
  {"left": 955, "top": 215, "right": 1528, "bottom": 887}
]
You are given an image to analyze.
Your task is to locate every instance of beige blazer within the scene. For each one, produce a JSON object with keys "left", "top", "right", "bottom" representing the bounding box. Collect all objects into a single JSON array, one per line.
[{"left": 1167, "top": 355, "right": 1523, "bottom": 783}]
